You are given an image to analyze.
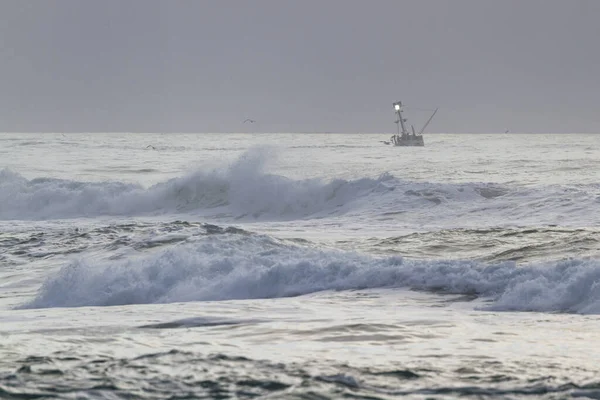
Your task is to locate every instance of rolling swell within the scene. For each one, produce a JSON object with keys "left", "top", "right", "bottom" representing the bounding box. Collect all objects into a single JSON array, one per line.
[
  {"left": 20, "top": 232, "right": 600, "bottom": 314},
  {"left": 362, "top": 227, "right": 600, "bottom": 263},
  {"left": 0, "top": 221, "right": 250, "bottom": 267}
]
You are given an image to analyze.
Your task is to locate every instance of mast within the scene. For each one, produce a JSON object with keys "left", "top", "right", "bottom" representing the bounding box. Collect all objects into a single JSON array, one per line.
[{"left": 393, "top": 101, "right": 409, "bottom": 135}]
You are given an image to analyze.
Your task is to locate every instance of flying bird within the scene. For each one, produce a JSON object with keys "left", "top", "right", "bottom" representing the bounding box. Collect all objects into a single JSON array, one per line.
[{"left": 243, "top": 119, "right": 256, "bottom": 124}]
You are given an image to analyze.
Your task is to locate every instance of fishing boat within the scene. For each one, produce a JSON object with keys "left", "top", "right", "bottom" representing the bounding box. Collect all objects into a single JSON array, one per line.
[{"left": 386, "top": 101, "right": 437, "bottom": 147}]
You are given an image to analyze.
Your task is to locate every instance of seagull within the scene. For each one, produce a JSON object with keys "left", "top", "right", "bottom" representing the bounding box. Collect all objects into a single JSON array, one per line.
[
  {"left": 243, "top": 119, "right": 256, "bottom": 124},
  {"left": 145, "top": 145, "right": 156, "bottom": 150}
]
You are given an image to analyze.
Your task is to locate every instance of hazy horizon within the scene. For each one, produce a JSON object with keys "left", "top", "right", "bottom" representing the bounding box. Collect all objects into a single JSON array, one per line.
[
  {"left": 1, "top": 0, "right": 599, "bottom": 134},
  {"left": 3, "top": 131, "right": 597, "bottom": 135}
]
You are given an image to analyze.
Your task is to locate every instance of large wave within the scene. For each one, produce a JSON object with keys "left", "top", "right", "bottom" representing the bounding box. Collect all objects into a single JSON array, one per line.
[
  {"left": 0, "top": 148, "right": 393, "bottom": 221},
  {"left": 21, "top": 232, "right": 600, "bottom": 314},
  {"left": 2, "top": 148, "right": 599, "bottom": 225}
]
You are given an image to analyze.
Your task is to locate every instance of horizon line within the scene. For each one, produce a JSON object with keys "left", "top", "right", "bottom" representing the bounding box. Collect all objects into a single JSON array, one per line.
[{"left": 1, "top": 131, "right": 598, "bottom": 135}]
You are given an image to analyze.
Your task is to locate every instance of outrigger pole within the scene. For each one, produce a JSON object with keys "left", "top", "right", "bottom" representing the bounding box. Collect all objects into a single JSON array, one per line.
[{"left": 418, "top": 108, "right": 438, "bottom": 135}]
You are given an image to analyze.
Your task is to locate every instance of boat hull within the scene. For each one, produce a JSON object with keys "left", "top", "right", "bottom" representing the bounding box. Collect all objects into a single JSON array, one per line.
[{"left": 391, "top": 135, "right": 424, "bottom": 147}]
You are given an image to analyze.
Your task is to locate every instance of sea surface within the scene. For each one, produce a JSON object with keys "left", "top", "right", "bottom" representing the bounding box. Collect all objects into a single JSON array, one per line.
[{"left": 1, "top": 132, "right": 600, "bottom": 399}]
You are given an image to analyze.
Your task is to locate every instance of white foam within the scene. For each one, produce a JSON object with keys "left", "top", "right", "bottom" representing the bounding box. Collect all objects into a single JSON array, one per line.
[{"left": 20, "top": 233, "right": 600, "bottom": 314}]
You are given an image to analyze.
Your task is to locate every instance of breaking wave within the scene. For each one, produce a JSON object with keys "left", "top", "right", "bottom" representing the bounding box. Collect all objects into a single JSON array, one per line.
[
  {"left": 21, "top": 232, "right": 600, "bottom": 314},
  {"left": 2, "top": 148, "right": 599, "bottom": 225},
  {"left": 0, "top": 149, "right": 393, "bottom": 220}
]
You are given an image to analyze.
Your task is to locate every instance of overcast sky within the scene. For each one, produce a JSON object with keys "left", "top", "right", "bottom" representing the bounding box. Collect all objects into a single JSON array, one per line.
[{"left": 1, "top": 0, "right": 598, "bottom": 133}]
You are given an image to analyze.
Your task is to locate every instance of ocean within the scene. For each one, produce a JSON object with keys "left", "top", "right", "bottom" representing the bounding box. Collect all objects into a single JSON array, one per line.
[{"left": 1, "top": 132, "right": 600, "bottom": 399}]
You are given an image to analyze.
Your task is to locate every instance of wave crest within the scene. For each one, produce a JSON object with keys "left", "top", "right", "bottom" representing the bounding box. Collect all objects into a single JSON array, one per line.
[
  {"left": 20, "top": 233, "right": 600, "bottom": 314},
  {"left": 0, "top": 148, "right": 392, "bottom": 220},
  {"left": 3, "top": 148, "right": 599, "bottom": 226}
]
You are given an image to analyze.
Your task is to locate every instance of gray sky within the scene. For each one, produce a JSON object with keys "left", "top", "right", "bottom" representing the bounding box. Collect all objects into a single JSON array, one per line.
[{"left": 1, "top": 0, "right": 599, "bottom": 133}]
